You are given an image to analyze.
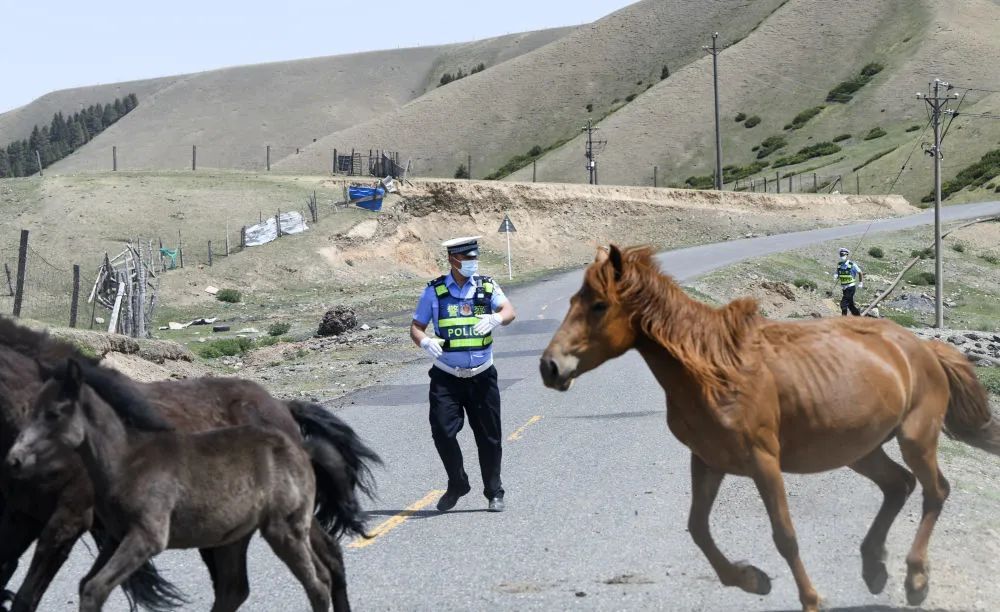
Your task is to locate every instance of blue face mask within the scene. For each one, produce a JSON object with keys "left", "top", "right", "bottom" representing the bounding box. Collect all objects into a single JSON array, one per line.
[{"left": 459, "top": 259, "right": 479, "bottom": 277}]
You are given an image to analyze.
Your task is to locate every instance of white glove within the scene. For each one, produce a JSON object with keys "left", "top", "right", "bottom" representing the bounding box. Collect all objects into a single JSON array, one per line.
[
  {"left": 419, "top": 337, "right": 443, "bottom": 359},
  {"left": 473, "top": 313, "right": 503, "bottom": 335}
]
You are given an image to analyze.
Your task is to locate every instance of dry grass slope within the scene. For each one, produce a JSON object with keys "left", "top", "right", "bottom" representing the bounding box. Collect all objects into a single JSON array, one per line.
[
  {"left": 515, "top": 0, "right": 1000, "bottom": 205},
  {"left": 275, "top": 0, "right": 787, "bottom": 178}
]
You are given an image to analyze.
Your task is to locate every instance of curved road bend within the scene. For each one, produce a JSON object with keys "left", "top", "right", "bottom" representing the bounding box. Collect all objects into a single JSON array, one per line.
[{"left": 31, "top": 201, "right": 1000, "bottom": 611}]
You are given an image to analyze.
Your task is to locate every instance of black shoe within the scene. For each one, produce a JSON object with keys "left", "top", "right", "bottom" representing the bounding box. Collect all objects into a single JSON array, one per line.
[
  {"left": 437, "top": 483, "right": 471, "bottom": 511},
  {"left": 487, "top": 496, "right": 505, "bottom": 512}
]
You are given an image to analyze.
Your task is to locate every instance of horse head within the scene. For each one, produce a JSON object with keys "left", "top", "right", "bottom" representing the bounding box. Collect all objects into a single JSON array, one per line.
[
  {"left": 540, "top": 244, "right": 639, "bottom": 391},
  {"left": 6, "top": 359, "right": 88, "bottom": 479}
]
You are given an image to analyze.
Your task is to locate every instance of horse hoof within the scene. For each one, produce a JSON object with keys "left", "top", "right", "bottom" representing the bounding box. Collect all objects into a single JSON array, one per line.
[
  {"left": 735, "top": 563, "right": 772, "bottom": 595},
  {"left": 862, "top": 559, "right": 889, "bottom": 594},
  {"left": 905, "top": 572, "right": 929, "bottom": 606}
]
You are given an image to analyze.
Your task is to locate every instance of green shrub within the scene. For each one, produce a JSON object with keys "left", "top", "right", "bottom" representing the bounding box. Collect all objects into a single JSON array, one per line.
[
  {"left": 751, "top": 145, "right": 760, "bottom": 152},
  {"left": 885, "top": 311, "right": 919, "bottom": 327},
  {"left": 471, "top": 63, "right": 486, "bottom": 74},
  {"left": 827, "top": 63, "right": 884, "bottom": 103},
  {"left": 735, "top": 112, "right": 747, "bottom": 122},
  {"left": 833, "top": 133, "right": 851, "bottom": 142},
  {"left": 906, "top": 124, "right": 921, "bottom": 132},
  {"left": 905, "top": 271, "right": 936, "bottom": 286},
  {"left": 923, "top": 149, "right": 1000, "bottom": 201},
  {"left": 744, "top": 116, "right": 761, "bottom": 128},
  {"left": 484, "top": 139, "right": 570, "bottom": 180},
  {"left": 863, "top": 127, "right": 887, "bottom": 140},
  {"left": 625, "top": 93, "right": 637, "bottom": 102},
  {"left": 787, "top": 106, "right": 824, "bottom": 130},
  {"left": 268, "top": 322, "right": 291, "bottom": 337},
  {"left": 986, "top": 182, "right": 996, "bottom": 190},
  {"left": 756, "top": 135, "right": 787, "bottom": 159},
  {"left": 868, "top": 246, "right": 884, "bottom": 258},
  {"left": 773, "top": 142, "right": 841, "bottom": 168},
  {"left": 257, "top": 335, "right": 281, "bottom": 348},
  {"left": 661, "top": 65, "right": 670, "bottom": 80},
  {"left": 977, "top": 367, "right": 1000, "bottom": 395},
  {"left": 911, "top": 247, "right": 934, "bottom": 259},
  {"left": 196, "top": 337, "right": 255, "bottom": 359},
  {"left": 685, "top": 161, "right": 769, "bottom": 189},
  {"left": 853, "top": 147, "right": 897, "bottom": 172},
  {"left": 585, "top": 103, "right": 593, "bottom": 112},
  {"left": 454, "top": 163, "right": 469, "bottom": 179},
  {"left": 793, "top": 278, "right": 818, "bottom": 291},
  {"left": 980, "top": 253, "right": 999, "bottom": 265},
  {"left": 216, "top": 289, "right": 241, "bottom": 303},
  {"left": 950, "top": 243, "right": 965, "bottom": 253}
]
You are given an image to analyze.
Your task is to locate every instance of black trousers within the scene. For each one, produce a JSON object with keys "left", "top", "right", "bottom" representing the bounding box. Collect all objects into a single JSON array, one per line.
[
  {"left": 841, "top": 285, "right": 860, "bottom": 316},
  {"left": 428, "top": 365, "right": 503, "bottom": 499}
]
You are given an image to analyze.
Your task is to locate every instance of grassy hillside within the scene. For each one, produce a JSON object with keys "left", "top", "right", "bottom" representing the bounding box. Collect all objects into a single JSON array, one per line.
[
  {"left": 514, "top": 0, "right": 1000, "bottom": 205},
  {"left": 276, "top": 0, "right": 788, "bottom": 178},
  {"left": 2, "top": 30, "right": 568, "bottom": 173}
]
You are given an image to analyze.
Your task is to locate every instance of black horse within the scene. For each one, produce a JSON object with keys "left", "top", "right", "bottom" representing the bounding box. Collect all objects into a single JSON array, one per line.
[{"left": 0, "top": 316, "right": 379, "bottom": 611}]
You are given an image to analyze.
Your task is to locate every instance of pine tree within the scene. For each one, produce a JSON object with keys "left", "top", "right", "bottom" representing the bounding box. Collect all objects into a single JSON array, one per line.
[
  {"left": 102, "top": 104, "right": 119, "bottom": 126},
  {"left": 114, "top": 98, "right": 125, "bottom": 117},
  {"left": 0, "top": 150, "right": 11, "bottom": 178}
]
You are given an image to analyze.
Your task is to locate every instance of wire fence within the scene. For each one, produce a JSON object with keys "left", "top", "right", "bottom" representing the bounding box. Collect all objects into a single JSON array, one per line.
[{"left": 0, "top": 234, "right": 91, "bottom": 328}]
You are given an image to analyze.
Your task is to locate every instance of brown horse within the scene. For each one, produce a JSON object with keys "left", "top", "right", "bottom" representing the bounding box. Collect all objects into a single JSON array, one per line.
[
  {"left": 7, "top": 359, "right": 332, "bottom": 612},
  {"left": 539, "top": 245, "right": 999, "bottom": 612},
  {"left": 0, "top": 317, "right": 379, "bottom": 612}
]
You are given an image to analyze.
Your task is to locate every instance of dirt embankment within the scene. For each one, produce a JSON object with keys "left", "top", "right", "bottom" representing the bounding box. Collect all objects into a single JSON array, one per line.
[{"left": 313, "top": 178, "right": 913, "bottom": 285}]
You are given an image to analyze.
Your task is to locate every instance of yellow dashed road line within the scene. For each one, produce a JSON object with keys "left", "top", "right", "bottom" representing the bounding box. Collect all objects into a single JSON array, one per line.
[
  {"left": 348, "top": 489, "right": 445, "bottom": 549},
  {"left": 507, "top": 415, "right": 543, "bottom": 441}
]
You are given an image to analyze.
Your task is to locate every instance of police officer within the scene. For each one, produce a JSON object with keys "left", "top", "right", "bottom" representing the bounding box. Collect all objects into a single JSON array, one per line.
[
  {"left": 834, "top": 247, "right": 864, "bottom": 316},
  {"left": 410, "top": 236, "right": 517, "bottom": 512}
]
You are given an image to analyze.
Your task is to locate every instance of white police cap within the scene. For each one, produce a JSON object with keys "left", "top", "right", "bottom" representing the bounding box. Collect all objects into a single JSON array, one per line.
[{"left": 442, "top": 235, "right": 481, "bottom": 257}]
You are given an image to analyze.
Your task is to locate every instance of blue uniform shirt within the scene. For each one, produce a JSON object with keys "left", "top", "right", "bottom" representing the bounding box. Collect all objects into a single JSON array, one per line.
[{"left": 413, "top": 273, "right": 507, "bottom": 368}]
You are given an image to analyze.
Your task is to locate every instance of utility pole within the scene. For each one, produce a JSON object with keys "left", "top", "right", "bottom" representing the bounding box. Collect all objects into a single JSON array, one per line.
[
  {"left": 581, "top": 120, "right": 606, "bottom": 185},
  {"left": 917, "top": 79, "right": 959, "bottom": 329},
  {"left": 703, "top": 33, "right": 724, "bottom": 190}
]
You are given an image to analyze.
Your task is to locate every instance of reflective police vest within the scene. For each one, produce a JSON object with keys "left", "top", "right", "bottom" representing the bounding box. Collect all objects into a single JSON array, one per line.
[
  {"left": 837, "top": 260, "right": 857, "bottom": 286},
  {"left": 428, "top": 275, "right": 495, "bottom": 352}
]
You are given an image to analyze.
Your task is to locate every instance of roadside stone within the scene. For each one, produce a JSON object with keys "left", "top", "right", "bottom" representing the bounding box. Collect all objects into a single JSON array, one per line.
[
  {"left": 318, "top": 306, "right": 357, "bottom": 337},
  {"left": 761, "top": 280, "right": 795, "bottom": 301}
]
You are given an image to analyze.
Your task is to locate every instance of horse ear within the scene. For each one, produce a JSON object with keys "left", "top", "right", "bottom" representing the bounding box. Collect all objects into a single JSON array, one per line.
[
  {"left": 63, "top": 359, "right": 84, "bottom": 397},
  {"left": 594, "top": 246, "right": 609, "bottom": 264},
  {"left": 34, "top": 358, "right": 55, "bottom": 380},
  {"left": 608, "top": 244, "right": 624, "bottom": 281}
]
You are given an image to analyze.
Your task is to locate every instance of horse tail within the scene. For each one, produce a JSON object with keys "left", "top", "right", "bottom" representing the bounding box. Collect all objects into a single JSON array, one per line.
[
  {"left": 286, "top": 400, "right": 381, "bottom": 539},
  {"left": 929, "top": 341, "right": 1000, "bottom": 455},
  {"left": 92, "top": 523, "right": 188, "bottom": 612}
]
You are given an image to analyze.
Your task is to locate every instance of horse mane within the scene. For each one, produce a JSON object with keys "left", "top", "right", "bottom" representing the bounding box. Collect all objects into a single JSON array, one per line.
[
  {"left": 591, "top": 246, "right": 761, "bottom": 402},
  {"left": 68, "top": 359, "right": 173, "bottom": 432},
  {"left": 0, "top": 315, "right": 99, "bottom": 366}
]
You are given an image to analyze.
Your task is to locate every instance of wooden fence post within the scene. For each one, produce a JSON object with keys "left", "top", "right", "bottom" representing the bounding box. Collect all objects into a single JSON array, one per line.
[
  {"left": 178, "top": 230, "right": 184, "bottom": 268},
  {"left": 225, "top": 220, "right": 230, "bottom": 256},
  {"left": 192, "top": 145, "right": 197, "bottom": 171},
  {"left": 276, "top": 211, "right": 282, "bottom": 238},
  {"left": 532, "top": 160, "right": 537, "bottom": 183},
  {"left": 266, "top": 145, "right": 270, "bottom": 171},
  {"left": 788, "top": 174, "right": 792, "bottom": 192},
  {"left": 653, "top": 166, "right": 658, "bottom": 188},
  {"left": 113, "top": 146, "right": 118, "bottom": 171},
  {"left": 241, "top": 226, "right": 247, "bottom": 249},
  {"left": 813, "top": 173, "right": 818, "bottom": 191},
  {"left": 468, "top": 154, "right": 472, "bottom": 181},
  {"left": 208, "top": 241, "right": 213, "bottom": 266},
  {"left": 70, "top": 264, "right": 80, "bottom": 327},
  {"left": 12, "top": 230, "right": 28, "bottom": 317},
  {"left": 776, "top": 172, "right": 781, "bottom": 194},
  {"left": 333, "top": 148, "right": 338, "bottom": 174},
  {"left": 857, "top": 174, "right": 861, "bottom": 195}
]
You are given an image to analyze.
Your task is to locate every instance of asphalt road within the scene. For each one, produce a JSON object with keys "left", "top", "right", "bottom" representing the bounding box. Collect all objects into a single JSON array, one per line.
[{"left": 24, "top": 201, "right": 1000, "bottom": 611}]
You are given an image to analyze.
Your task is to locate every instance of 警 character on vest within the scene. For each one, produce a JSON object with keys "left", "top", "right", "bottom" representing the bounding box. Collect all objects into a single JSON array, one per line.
[
  {"left": 409, "top": 236, "right": 517, "bottom": 512},
  {"left": 833, "top": 247, "right": 864, "bottom": 316}
]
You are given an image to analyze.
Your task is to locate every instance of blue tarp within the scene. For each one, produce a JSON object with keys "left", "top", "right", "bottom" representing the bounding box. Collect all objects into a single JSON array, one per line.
[{"left": 349, "top": 186, "right": 385, "bottom": 212}]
